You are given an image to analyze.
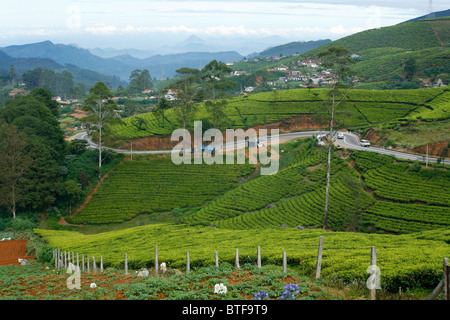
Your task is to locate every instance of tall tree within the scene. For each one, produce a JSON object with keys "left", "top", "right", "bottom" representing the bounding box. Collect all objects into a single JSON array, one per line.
[
  {"left": 0, "top": 122, "right": 33, "bottom": 219},
  {"left": 201, "top": 60, "right": 234, "bottom": 128},
  {"left": 201, "top": 60, "right": 234, "bottom": 100},
  {"left": 172, "top": 68, "right": 201, "bottom": 129},
  {"left": 8, "top": 64, "right": 16, "bottom": 86},
  {"left": 128, "top": 69, "right": 152, "bottom": 94},
  {"left": 317, "top": 46, "right": 355, "bottom": 230},
  {"left": 82, "top": 81, "right": 123, "bottom": 182}
]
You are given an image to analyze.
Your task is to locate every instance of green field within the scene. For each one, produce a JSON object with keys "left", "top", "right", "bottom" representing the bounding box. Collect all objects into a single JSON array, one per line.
[
  {"left": 67, "top": 156, "right": 255, "bottom": 224},
  {"left": 110, "top": 87, "right": 447, "bottom": 141},
  {"left": 34, "top": 225, "right": 450, "bottom": 292},
  {"left": 34, "top": 137, "right": 450, "bottom": 294}
]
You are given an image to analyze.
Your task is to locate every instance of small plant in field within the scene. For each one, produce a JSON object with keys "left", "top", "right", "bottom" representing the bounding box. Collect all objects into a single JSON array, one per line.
[
  {"left": 281, "top": 283, "right": 300, "bottom": 300},
  {"left": 254, "top": 291, "right": 269, "bottom": 300},
  {"left": 214, "top": 283, "right": 227, "bottom": 295}
]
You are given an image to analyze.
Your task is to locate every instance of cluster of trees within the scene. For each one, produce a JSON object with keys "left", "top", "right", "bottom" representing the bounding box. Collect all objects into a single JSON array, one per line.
[
  {"left": 153, "top": 60, "right": 235, "bottom": 130},
  {"left": 0, "top": 87, "right": 118, "bottom": 222},
  {"left": 22, "top": 67, "right": 86, "bottom": 100}
]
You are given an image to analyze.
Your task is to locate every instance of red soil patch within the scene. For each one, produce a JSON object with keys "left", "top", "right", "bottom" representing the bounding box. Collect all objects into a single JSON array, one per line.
[
  {"left": 118, "top": 115, "right": 327, "bottom": 151},
  {"left": 0, "top": 240, "right": 34, "bottom": 266},
  {"left": 412, "top": 140, "right": 450, "bottom": 158}
]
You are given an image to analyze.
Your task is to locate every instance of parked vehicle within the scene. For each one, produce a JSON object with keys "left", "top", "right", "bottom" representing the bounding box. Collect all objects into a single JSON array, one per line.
[
  {"left": 337, "top": 132, "right": 344, "bottom": 139},
  {"left": 360, "top": 139, "right": 371, "bottom": 147}
]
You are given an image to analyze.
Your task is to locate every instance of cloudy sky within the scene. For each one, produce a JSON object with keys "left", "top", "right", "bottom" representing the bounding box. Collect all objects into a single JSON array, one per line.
[{"left": 0, "top": 0, "right": 448, "bottom": 51}]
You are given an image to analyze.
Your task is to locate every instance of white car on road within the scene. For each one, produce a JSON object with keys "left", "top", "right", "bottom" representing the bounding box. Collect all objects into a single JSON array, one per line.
[
  {"left": 360, "top": 139, "right": 371, "bottom": 147},
  {"left": 337, "top": 132, "right": 344, "bottom": 139}
]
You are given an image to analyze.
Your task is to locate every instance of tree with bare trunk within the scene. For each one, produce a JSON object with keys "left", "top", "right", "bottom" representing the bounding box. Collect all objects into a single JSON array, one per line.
[
  {"left": 318, "top": 46, "right": 355, "bottom": 230},
  {"left": 0, "top": 122, "right": 33, "bottom": 219},
  {"left": 82, "top": 82, "right": 123, "bottom": 183}
]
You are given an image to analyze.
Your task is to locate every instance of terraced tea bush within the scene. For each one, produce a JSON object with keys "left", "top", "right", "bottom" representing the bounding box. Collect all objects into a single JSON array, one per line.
[{"left": 68, "top": 157, "right": 255, "bottom": 224}]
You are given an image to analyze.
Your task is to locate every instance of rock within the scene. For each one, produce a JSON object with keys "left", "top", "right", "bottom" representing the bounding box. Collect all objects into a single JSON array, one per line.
[
  {"left": 209, "top": 224, "right": 217, "bottom": 228},
  {"left": 279, "top": 224, "right": 289, "bottom": 228},
  {"left": 266, "top": 204, "right": 276, "bottom": 209},
  {"left": 136, "top": 268, "right": 149, "bottom": 277},
  {"left": 294, "top": 225, "right": 306, "bottom": 230}
]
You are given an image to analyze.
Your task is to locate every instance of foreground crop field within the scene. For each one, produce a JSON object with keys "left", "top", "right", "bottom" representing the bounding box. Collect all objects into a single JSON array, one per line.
[
  {"left": 0, "top": 261, "right": 369, "bottom": 300},
  {"left": 35, "top": 226, "right": 450, "bottom": 292}
]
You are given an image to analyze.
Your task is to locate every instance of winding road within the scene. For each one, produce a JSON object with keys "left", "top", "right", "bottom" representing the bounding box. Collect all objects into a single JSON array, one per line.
[{"left": 71, "top": 130, "right": 446, "bottom": 164}]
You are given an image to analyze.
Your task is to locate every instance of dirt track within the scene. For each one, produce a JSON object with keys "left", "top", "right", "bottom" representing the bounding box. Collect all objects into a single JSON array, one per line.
[{"left": 0, "top": 240, "right": 34, "bottom": 266}]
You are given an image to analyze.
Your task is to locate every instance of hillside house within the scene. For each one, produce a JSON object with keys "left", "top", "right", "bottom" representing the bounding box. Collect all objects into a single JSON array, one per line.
[
  {"left": 299, "top": 59, "right": 322, "bottom": 68},
  {"left": 232, "top": 70, "right": 246, "bottom": 76},
  {"left": 283, "top": 74, "right": 308, "bottom": 82},
  {"left": 274, "top": 65, "right": 288, "bottom": 71}
]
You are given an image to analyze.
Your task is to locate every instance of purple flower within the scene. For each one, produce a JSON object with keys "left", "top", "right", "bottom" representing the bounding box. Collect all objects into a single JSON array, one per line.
[
  {"left": 281, "top": 283, "right": 299, "bottom": 300},
  {"left": 254, "top": 291, "right": 269, "bottom": 300}
]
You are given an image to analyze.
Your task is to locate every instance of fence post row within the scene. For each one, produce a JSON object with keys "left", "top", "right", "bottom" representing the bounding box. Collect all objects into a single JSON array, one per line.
[{"left": 54, "top": 239, "right": 449, "bottom": 301}]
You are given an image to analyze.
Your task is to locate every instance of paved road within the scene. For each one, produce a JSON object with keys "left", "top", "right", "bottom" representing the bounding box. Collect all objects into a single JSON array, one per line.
[
  {"left": 334, "top": 131, "right": 445, "bottom": 164},
  {"left": 71, "top": 130, "right": 446, "bottom": 164}
]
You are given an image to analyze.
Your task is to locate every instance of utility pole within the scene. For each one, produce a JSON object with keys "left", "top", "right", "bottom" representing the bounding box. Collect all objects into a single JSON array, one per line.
[
  {"left": 426, "top": 144, "right": 429, "bottom": 168},
  {"left": 130, "top": 140, "right": 133, "bottom": 161}
]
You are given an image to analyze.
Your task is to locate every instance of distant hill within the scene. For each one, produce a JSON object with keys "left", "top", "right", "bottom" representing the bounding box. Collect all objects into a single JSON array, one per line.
[
  {"left": 300, "top": 18, "right": 449, "bottom": 56},
  {"left": 1, "top": 40, "right": 245, "bottom": 81},
  {"left": 400, "top": 9, "right": 450, "bottom": 23},
  {"left": 105, "top": 50, "right": 244, "bottom": 80},
  {"left": 0, "top": 49, "right": 63, "bottom": 73},
  {"left": 258, "top": 39, "right": 332, "bottom": 58},
  {"left": 0, "top": 41, "right": 132, "bottom": 80},
  {"left": 273, "top": 17, "right": 450, "bottom": 89},
  {"left": 0, "top": 49, "right": 126, "bottom": 88}
]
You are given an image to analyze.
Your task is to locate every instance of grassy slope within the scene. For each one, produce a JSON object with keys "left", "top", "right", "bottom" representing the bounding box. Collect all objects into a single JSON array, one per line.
[
  {"left": 254, "top": 18, "right": 449, "bottom": 87},
  {"left": 67, "top": 156, "right": 255, "bottom": 224},
  {"left": 110, "top": 87, "right": 447, "bottom": 140}
]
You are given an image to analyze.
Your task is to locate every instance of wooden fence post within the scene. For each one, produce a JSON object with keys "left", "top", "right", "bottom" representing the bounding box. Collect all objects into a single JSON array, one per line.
[
  {"left": 72, "top": 252, "right": 75, "bottom": 266},
  {"left": 77, "top": 253, "right": 79, "bottom": 270},
  {"left": 235, "top": 249, "right": 240, "bottom": 269},
  {"left": 316, "top": 236, "right": 324, "bottom": 279},
  {"left": 370, "top": 246, "right": 377, "bottom": 301},
  {"left": 444, "top": 257, "right": 449, "bottom": 301},
  {"left": 124, "top": 253, "right": 128, "bottom": 275},
  {"left": 186, "top": 252, "right": 190, "bottom": 275},
  {"left": 82, "top": 254, "right": 85, "bottom": 271},
  {"left": 93, "top": 256, "right": 97, "bottom": 272},
  {"left": 100, "top": 256, "right": 103, "bottom": 272},
  {"left": 215, "top": 251, "right": 219, "bottom": 268},
  {"left": 283, "top": 251, "right": 287, "bottom": 273},
  {"left": 155, "top": 246, "right": 159, "bottom": 275},
  {"left": 87, "top": 255, "right": 90, "bottom": 272},
  {"left": 257, "top": 246, "right": 261, "bottom": 268}
]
